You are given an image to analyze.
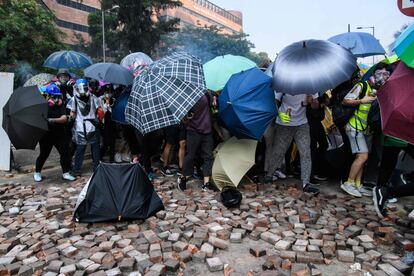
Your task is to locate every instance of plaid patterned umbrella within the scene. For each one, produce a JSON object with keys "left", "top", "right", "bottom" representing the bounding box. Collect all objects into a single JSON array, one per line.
[{"left": 125, "top": 52, "right": 206, "bottom": 134}]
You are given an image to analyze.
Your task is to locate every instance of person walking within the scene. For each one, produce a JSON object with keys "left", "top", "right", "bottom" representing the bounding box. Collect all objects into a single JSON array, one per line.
[
  {"left": 34, "top": 85, "right": 75, "bottom": 182},
  {"left": 340, "top": 67, "right": 390, "bottom": 197}
]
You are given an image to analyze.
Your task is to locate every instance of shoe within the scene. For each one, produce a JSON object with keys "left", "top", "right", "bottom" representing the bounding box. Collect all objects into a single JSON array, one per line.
[
  {"left": 177, "top": 176, "right": 187, "bottom": 191},
  {"left": 201, "top": 182, "right": 217, "bottom": 191},
  {"left": 373, "top": 186, "right": 388, "bottom": 218},
  {"left": 272, "top": 175, "right": 278, "bottom": 181},
  {"left": 314, "top": 175, "right": 328, "bottom": 181},
  {"left": 161, "top": 166, "right": 175, "bottom": 177},
  {"left": 264, "top": 176, "right": 273, "bottom": 184},
  {"left": 309, "top": 178, "right": 321, "bottom": 186},
  {"left": 274, "top": 170, "right": 287, "bottom": 179},
  {"left": 358, "top": 185, "right": 373, "bottom": 197},
  {"left": 148, "top": 172, "right": 155, "bottom": 182},
  {"left": 176, "top": 170, "right": 183, "bottom": 177},
  {"left": 340, "top": 182, "right": 362, "bottom": 197},
  {"left": 114, "top": 153, "right": 122, "bottom": 163},
  {"left": 121, "top": 153, "right": 131, "bottom": 162},
  {"left": 388, "top": 198, "right": 398, "bottom": 203},
  {"left": 303, "top": 183, "right": 320, "bottom": 195},
  {"left": 192, "top": 171, "right": 202, "bottom": 180},
  {"left": 33, "top": 172, "right": 42, "bottom": 182},
  {"left": 62, "top": 172, "right": 76, "bottom": 181}
]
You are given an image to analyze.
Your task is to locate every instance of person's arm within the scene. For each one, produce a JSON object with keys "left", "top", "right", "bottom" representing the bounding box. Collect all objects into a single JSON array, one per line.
[
  {"left": 49, "top": 115, "right": 67, "bottom": 124},
  {"left": 343, "top": 84, "right": 376, "bottom": 106}
]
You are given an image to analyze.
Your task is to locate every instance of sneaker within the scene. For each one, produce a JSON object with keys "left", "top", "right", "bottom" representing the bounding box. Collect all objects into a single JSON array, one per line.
[
  {"left": 192, "top": 171, "right": 202, "bottom": 180},
  {"left": 33, "top": 172, "right": 42, "bottom": 182},
  {"left": 264, "top": 176, "right": 273, "bottom": 184},
  {"left": 388, "top": 198, "right": 398, "bottom": 203},
  {"left": 309, "top": 178, "right": 321, "bottom": 186},
  {"left": 314, "top": 174, "right": 328, "bottom": 181},
  {"left": 114, "top": 153, "right": 122, "bottom": 163},
  {"left": 340, "top": 182, "right": 362, "bottom": 197},
  {"left": 62, "top": 172, "right": 76, "bottom": 181},
  {"left": 274, "top": 170, "right": 287, "bottom": 179},
  {"left": 272, "top": 175, "right": 278, "bottom": 181},
  {"left": 177, "top": 176, "right": 187, "bottom": 191},
  {"left": 303, "top": 183, "right": 320, "bottom": 195},
  {"left": 358, "top": 185, "right": 373, "bottom": 197},
  {"left": 201, "top": 182, "right": 217, "bottom": 191},
  {"left": 373, "top": 186, "right": 388, "bottom": 218},
  {"left": 161, "top": 166, "right": 175, "bottom": 177},
  {"left": 176, "top": 170, "right": 183, "bottom": 177}
]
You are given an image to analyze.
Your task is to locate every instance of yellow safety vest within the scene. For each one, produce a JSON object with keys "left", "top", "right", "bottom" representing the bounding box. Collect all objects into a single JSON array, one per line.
[{"left": 349, "top": 81, "right": 372, "bottom": 131}]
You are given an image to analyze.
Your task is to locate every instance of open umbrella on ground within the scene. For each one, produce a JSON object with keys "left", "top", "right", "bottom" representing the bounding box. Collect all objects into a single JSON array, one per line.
[
  {"left": 120, "top": 52, "right": 153, "bottom": 70},
  {"left": 378, "top": 62, "right": 414, "bottom": 144},
  {"left": 219, "top": 67, "right": 277, "bottom": 140},
  {"left": 393, "top": 23, "right": 414, "bottom": 68},
  {"left": 271, "top": 39, "right": 358, "bottom": 95},
  {"left": 362, "top": 55, "right": 399, "bottom": 81},
  {"left": 328, "top": 32, "right": 385, "bottom": 57},
  {"left": 2, "top": 86, "right": 48, "bottom": 150},
  {"left": 43, "top": 50, "right": 93, "bottom": 69},
  {"left": 23, "top": 73, "right": 55, "bottom": 87},
  {"left": 125, "top": 52, "right": 206, "bottom": 134},
  {"left": 203, "top": 54, "right": 256, "bottom": 91},
  {"left": 84, "top": 63, "right": 134, "bottom": 86},
  {"left": 212, "top": 137, "right": 257, "bottom": 191},
  {"left": 112, "top": 90, "right": 129, "bottom": 124}
]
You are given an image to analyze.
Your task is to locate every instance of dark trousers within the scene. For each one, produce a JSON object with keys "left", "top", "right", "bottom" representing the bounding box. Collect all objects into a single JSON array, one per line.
[
  {"left": 309, "top": 120, "right": 328, "bottom": 176},
  {"left": 377, "top": 146, "right": 401, "bottom": 187},
  {"left": 389, "top": 183, "right": 414, "bottom": 198},
  {"left": 134, "top": 130, "right": 160, "bottom": 173},
  {"left": 36, "top": 131, "right": 71, "bottom": 173},
  {"left": 72, "top": 140, "right": 100, "bottom": 175},
  {"left": 100, "top": 117, "right": 116, "bottom": 163},
  {"left": 123, "top": 125, "right": 140, "bottom": 156},
  {"left": 183, "top": 131, "right": 214, "bottom": 178}
]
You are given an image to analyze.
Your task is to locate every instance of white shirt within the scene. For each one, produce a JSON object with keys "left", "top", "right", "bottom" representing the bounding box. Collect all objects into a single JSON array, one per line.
[
  {"left": 275, "top": 93, "right": 318, "bottom": 126},
  {"left": 67, "top": 95, "right": 101, "bottom": 133}
]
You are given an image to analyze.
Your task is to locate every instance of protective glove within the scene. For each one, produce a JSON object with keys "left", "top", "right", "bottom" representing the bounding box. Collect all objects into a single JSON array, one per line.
[
  {"left": 47, "top": 118, "right": 55, "bottom": 125},
  {"left": 278, "top": 111, "right": 291, "bottom": 124}
]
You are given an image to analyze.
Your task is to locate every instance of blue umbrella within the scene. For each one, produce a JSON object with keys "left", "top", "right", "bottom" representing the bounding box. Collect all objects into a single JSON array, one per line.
[
  {"left": 328, "top": 32, "right": 385, "bottom": 57},
  {"left": 43, "top": 50, "right": 93, "bottom": 69},
  {"left": 219, "top": 67, "right": 277, "bottom": 140},
  {"left": 112, "top": 91, "right": 130, "bottom": 124}
]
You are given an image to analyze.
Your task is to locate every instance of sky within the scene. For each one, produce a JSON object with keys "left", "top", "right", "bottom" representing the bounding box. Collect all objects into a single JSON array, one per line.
[{"left": 212, "top": 0, "right": 413, "bottom": 61}]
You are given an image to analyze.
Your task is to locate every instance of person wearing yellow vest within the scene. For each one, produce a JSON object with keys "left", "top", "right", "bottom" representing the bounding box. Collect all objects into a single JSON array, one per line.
[{"left": 340, "top": 67, "right": 390, "bottom": 197}]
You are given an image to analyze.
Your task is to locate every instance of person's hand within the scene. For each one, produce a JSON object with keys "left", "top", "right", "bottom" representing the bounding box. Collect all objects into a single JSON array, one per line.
[
  {"left": 47, "top": 118, "right": 55, "bottom": 124},
  {"left": 360, "top": 95, "right": 376, "bottom": 104},
  {"left": 67, "top": 79, "right": 75, "bottom": 86},
  {"left": 305, "top": 95, "right": 313, "bottom": 104},
  {"left": 278, "top": 111, "right": 291, "bottom": 123}
]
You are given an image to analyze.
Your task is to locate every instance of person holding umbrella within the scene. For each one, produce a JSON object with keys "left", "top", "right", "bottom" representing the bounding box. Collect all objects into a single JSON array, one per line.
[
  {"left": 340, "top": 66, "right": 390, "bottom": 197},
  {"left": 34, "top": 85, "right": 76, "bottom": 182},
  {"left": 55, "top": 69, "right": 75, "bottom": 103}
]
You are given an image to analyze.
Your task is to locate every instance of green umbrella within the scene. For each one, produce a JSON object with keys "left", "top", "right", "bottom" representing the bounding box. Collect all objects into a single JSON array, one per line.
[
  {"left": 393, "top": 23, "right": 414, "bottom": 68},
  {"left": 203, "top": 55, "right": 256, "bottom": 91},
  {"left": 212, "top": 137, "right": 257, "bottom": 191}
]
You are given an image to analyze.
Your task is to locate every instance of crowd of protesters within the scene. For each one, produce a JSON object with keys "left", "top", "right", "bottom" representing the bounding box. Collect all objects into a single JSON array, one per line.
[{"left": 34, "top": 63, "right": 414, "bottom": 219}]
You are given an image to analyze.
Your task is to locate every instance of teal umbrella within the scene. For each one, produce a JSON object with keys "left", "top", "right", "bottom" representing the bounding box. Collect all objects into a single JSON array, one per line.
[
  {"left": 203, "top": 55, "right": 256, "bottom": 91},
  {"left": 393, "top": 23, "right": 414, "bottom": 68}
]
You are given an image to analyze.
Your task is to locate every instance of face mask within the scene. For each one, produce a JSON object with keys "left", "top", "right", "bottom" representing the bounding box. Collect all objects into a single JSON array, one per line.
[
  {"left": 48, "top": 96, "right": 63, "bottom": 107},
  {"left": 58, "top": 75, "right": 70, "bottom": 85},
  {"left": 374, "top": 70, "right": 390, "bottom": 87},
  {"left": 75, "top": 85, "right": 89, "bottom": 98}
]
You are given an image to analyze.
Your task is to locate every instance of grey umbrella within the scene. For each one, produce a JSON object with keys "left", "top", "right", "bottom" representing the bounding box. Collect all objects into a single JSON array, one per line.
[
  {"left": 272, "top": 39, "right": 358, "bottom": 95},
  {"left": 84, "top": 63, "right": 133, "bottom": 85}
]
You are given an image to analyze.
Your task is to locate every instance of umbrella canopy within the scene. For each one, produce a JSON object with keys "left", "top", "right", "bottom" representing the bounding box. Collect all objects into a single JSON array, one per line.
[
  {"left": 125, "top": 52, "right": 206, "bottom": 134},
  {"left": 23, "top": 73, "right": 55, "bottom": 87},
  {"left": 120, "top": 52, "right": 153, "bottom": 70},
  {"left": 378, "top": 62, "right": 414, "bottom": 144},
  {"left": 393, "top": 23, "right": 414, "bottom": 68},
  {"left": 112, "top": 90, "right": 129, "bottom": 124},
  {"left": 2, "top": 86, "right": 48, "bottom": 150},
  {"left": 219, "top": 67, "right": 277, "bottom": 140},
  {"left": 43, "top": 50, "right": 93, "bottom": 69},
  {"left": 361, "top": 55, "right": 399, "bottom": 81},
  {"left": 212, "top": 137, "right": 257, "bottom": 191},
  {"left": 84, "top": 63, "right": 134, "bottom": 86},
  {"left": 328, "top": 32, "right": 385, "bottom": 57},
  {"left": 272, "top": 39, "right": 358, "bottom": 95},
  {"left": 203, "top": 54, "right": 256, "bottom": 91}
]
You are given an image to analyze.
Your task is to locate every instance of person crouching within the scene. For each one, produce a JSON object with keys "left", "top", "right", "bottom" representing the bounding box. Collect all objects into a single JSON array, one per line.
[{"left": 34, "top": 85, "right": 75, "bottom": 182}]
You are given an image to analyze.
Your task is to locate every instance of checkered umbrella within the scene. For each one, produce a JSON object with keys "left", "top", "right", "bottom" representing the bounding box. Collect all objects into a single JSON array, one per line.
[{"left": 125, "top": 52, "right": 206, "bottom": 134}]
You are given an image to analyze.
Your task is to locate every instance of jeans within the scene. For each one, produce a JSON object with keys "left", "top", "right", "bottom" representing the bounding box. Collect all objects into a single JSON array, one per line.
[{"left": 72, "top": 141, "right": 100, "bottom": 175}]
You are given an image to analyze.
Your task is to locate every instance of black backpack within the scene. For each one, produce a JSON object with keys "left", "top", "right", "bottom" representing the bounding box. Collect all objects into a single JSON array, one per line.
[
  {"left": 332, "top": 81, "right": 367, "bottom": 129},
  {"left": 367, "top": 99, "right": 382, "bottom": 134}
]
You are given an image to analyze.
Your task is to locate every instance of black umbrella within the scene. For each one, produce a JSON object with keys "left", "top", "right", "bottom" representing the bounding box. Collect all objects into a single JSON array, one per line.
[
  {"left": 272, "top": 39, "right": 358, "bottom": 95},
  {"left": 84, "top": 63, "right": 134, "bottom": 85},
  {"left": 2, "top": 86, "right": 48, "bottom": 150}
]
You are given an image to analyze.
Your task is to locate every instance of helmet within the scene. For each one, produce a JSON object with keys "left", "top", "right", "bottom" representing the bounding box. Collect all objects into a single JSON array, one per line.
[
  {"left": 56, "top": 68, "right": 71, "bottom": 86},
  {"left": 220, "top": 186, "right": 242, "bottom": 208},
  {"left": 74, "top": 79, "right": 89, "bottom": 98},
  {"left": 45, "top": 84, "right": 62, "bottom": 96}
]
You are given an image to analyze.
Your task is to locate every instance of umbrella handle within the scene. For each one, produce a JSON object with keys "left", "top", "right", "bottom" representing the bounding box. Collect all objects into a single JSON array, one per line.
[{"left": 227, "top": 101, "right": 232, "bottom": 105}]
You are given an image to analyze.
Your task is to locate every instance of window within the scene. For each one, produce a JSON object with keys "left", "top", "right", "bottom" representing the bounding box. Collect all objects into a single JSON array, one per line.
[
  {"left": 56, "top": 19, "right": 89, "bottom": 33},
  {"left": 56, "top": 0, "right": 99, "bottom": 13}
]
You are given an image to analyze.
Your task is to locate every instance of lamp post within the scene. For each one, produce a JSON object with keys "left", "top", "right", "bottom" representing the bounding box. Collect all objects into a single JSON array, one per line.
[
  {"left": 357, "top": 26, "right": 376, "bottom": 65},
  {"left": 102, "top": 5, "right": 119, "bottom": 62}
]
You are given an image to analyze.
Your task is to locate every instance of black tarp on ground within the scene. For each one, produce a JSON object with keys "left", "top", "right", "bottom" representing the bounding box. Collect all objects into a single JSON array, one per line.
[{"left": 73, "top": 163, "right": 164, "bottom": 223}]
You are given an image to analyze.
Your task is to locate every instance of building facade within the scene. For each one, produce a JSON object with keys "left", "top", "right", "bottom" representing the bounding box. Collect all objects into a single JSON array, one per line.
[{"left": 40, "top": 0, "right": 242, "bottom": 45}]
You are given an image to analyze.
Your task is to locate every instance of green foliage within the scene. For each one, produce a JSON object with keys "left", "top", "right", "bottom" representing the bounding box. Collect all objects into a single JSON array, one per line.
[
  {"left": 0, "top": 0, "right": 66, "bottom": 69},
  {"left": 87, "top": 0, "right": 181, "bottom": 60}
]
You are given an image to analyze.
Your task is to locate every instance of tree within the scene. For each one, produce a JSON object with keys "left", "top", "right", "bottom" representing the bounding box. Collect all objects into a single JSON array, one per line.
[
  {"left": 0, "top": 0, "right": 65, "bottom": 69},
  {"left": 157, "top": 25, "right": 268, "bottom": 65},
  {"left": 87, "top": 0, "right": 181, "bottom": 60}
]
